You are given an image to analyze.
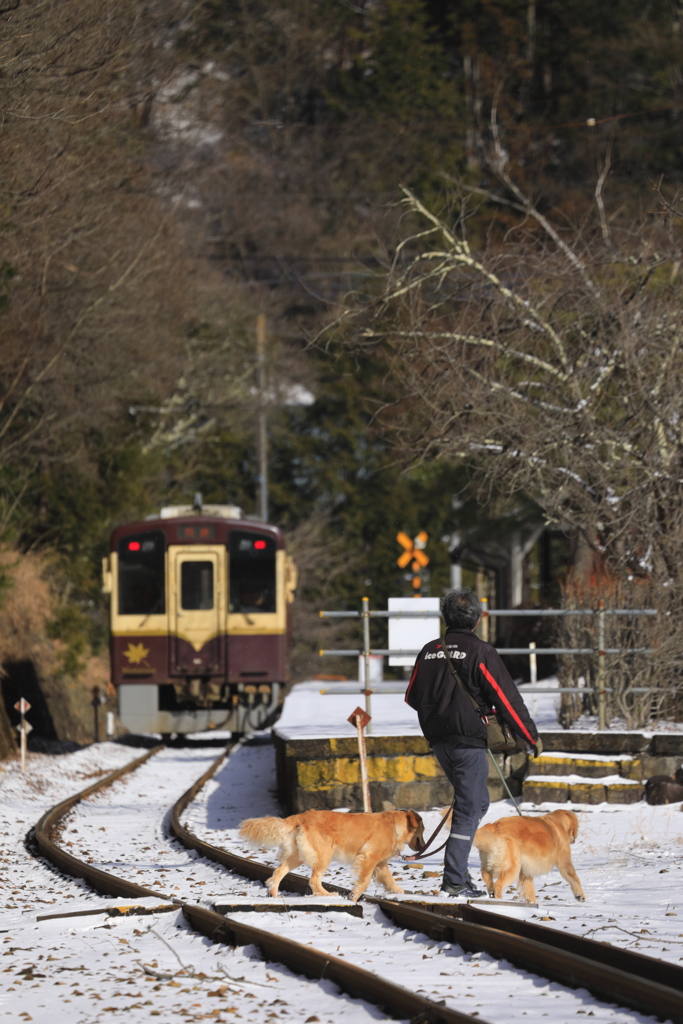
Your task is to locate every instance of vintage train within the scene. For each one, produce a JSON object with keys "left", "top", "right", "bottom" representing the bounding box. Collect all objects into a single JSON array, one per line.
[{"left": 102, "top": 501, "right": 297, "bottom": 736}]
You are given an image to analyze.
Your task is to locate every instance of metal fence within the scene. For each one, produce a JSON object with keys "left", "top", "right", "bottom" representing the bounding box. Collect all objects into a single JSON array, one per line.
[{"left": 319, "top": 598, "right": 657, "bottom": 730}]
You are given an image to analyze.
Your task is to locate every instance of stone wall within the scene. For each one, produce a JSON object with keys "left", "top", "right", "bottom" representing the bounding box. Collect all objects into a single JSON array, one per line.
[
  {"left": 274, "top": 730, "right": 683, "bottom": 813},
  {"left": 274, "top": 733, "right": 526, "bottom": 813}
]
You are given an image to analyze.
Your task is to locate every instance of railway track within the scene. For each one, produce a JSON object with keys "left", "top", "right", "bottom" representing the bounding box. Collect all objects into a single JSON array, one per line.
[
  {"left": 34, "top": 743, "right": 683, "bottom": 1024},
  {"left": 33, "top": 743, "right": 477, "bottom": 1024}
]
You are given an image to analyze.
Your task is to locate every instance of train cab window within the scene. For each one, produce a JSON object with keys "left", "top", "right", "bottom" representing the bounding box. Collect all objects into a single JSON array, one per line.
[
  {"left": 181, "top": 561, "right": 214, "bottom": 610},
  {"left": 229, "top": 531, "right": 276, "bottom": 613},
  {"left": 118, "top": 531, "right": 165, "bottom": 615}
]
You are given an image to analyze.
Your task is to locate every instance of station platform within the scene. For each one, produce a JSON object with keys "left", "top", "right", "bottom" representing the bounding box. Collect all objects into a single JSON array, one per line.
[
  {"left": 273, "top": 681, "right": 683, "bottom": 812},
  {"left": 273, "top": 680, "right": 526, "bottom": 812}
]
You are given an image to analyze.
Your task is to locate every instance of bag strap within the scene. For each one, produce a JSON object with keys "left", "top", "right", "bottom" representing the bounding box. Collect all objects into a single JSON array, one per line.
[{"left": 440, "top": 635, "right": 486, "bottom": 716}]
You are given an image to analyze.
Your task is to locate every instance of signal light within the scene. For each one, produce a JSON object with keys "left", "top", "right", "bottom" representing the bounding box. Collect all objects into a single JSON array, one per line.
[
  {"left": 254, "top": 539, "right": 267, "bottom": 550},
  {"left": 128, "top": 541, "right": 141, "bottom": 551}
]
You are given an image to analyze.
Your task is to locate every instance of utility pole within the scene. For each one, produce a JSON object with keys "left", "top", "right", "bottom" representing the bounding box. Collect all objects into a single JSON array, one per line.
[{"left": 256, "top": 314, "right": 268, "bottom": 522}]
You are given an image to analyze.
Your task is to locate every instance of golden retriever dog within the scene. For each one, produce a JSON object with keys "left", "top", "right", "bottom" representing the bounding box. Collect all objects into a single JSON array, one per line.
[
  {"left": 473, "top": 809, "right": 586, "bottom": 903},
  {"left": 239, "top": 809, "right": 424, "bottom": 903}
]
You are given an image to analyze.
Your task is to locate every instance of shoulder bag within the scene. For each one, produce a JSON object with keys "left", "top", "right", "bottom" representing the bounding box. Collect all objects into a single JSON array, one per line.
[{"left": 441, "top": 635, "right": 518, "bottom": 753}]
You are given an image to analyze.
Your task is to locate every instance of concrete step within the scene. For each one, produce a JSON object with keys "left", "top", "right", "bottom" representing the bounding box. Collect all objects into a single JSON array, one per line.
[
  {"left": 523, "top": 773, "right": 644, "bottom": 805},
  {"left": 532, "top": 751, "right": 639, "bottom": 779}
]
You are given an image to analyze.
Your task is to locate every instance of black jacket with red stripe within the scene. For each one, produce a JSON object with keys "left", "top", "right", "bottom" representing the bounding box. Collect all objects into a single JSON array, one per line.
[{"left": 404, "top": 628, "right": 539, "bottom": 749}]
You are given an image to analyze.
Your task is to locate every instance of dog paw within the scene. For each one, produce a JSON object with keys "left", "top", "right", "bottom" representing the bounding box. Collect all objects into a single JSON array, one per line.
[{"left": 575, "top": 893, "right": 586, "bottom": 902}]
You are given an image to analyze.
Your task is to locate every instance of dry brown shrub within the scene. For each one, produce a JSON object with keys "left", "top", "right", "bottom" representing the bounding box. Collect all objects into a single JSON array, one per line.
[{"left": 0, "top": 550, "right": 111, "bottom": 756}]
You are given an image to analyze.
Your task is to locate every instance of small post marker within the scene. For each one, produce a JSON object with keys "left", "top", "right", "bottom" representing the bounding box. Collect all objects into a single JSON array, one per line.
[
  {"left": 348, "top": 706, "right": 372, "bottom": 812},
  {"left": 92, "top": 686, "right": 102, "bottom": 743},
  {"left": 14, "top": 698, "right": 32, "bottom": 774},
  {"left": 529, "top": 641, "right": 537, "bottom": 717},
  {"left": 480, "top": 596, "right": 489, "bottom": 642},
  {"left": 597, "top": 599, "right": 606, "bottom": 731}
]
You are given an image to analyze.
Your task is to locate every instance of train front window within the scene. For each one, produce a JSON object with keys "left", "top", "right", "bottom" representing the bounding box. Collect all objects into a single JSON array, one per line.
[
  {"left": 181, "top": 561, "right": 214, "bottom": 610},
  {"left": 118, "top": 531, "right": 165, "bottom": 615},
  {"left": 229, "top": 531, "right": 276, "bottom": 613}
]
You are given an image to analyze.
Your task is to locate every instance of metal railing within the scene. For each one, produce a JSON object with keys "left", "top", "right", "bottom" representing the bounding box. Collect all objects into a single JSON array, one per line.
[{"left": 319, "top": 598, "right": 657, "bottom": 730}]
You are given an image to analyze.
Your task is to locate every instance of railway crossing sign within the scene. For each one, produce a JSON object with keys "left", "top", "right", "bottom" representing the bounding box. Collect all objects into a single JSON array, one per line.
[
  {"left": 14, "top": 698, "right": 31, "bottom": 714},
  {"left": 396, "top": 531, "right": 429, "bottom": 595}
]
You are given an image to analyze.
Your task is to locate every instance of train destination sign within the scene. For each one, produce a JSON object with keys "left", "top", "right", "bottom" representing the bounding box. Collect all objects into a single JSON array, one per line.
[{"left": 177, "top": 524, "right": 216, "bottom": 540}]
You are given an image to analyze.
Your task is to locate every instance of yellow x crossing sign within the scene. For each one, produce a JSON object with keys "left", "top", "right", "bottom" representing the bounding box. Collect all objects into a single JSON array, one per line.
[{"left": 396, "top": 531, "right": 429, "bottom": 569}]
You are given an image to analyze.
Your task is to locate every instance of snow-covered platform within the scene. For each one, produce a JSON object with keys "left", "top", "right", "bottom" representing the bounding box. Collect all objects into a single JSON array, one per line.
[
  {"left": 274, "top": 680, "right": 683, "bottom": 811},
  {"left": 273, "top": 680, "right": 525, "bottom": 812}
]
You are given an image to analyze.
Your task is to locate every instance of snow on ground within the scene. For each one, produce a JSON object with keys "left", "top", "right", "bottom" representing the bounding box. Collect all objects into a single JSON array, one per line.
[
  {"left": 2, "top": 734, "right": 682, "bottom": 1024},
  {"left": 185, "top": 742, "right": 681, "bottom": 1024},
  {"left": 273, "top": 675, "right": 570, "bottom": 742},
  {"left": 186, "top": 742, "right": 683, "bottom": 966},
  {"left": 0, "top": 743, "right": 384, "bottom": 1023},
  {"left": 516, "top": 676, "right": 683, "bottom": 733},
  {"left": 274, "top": 680, "right": 422, "bottom": 739},
  {"left": 276, "top": 675, "right": 683, "bottom": 740}
]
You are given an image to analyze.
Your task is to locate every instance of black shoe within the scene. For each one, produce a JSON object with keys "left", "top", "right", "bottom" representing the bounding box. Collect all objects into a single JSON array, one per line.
[{"left": 439, "top": 882, "right": 487, "bottom": 898}]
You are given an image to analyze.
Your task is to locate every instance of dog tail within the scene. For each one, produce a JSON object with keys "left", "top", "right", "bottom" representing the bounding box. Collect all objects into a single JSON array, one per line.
[{"left": 238, "top": 816, "right": 293, "bottom": 848}]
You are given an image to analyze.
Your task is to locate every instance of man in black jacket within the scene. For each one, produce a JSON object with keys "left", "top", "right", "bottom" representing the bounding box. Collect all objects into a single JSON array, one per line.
[{"left": 405, "top": 588, "right": 541, "bottom": 897}]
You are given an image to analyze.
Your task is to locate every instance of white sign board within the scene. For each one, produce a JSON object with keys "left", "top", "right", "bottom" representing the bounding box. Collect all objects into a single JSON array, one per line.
[
  {"left": 357, "top": 654, "right": 384, "bottom": 683},
  {"left": 388, "top": 597, "right": 441, "bottom": 667}
]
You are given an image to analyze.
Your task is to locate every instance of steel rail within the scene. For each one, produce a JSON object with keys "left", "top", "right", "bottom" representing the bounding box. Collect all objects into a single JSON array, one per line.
[
  {"left": 171, "top": 749, "right": 683, "bottom": 1023},
  {"left": 34, "top": 746, "right": 167, "bottom": 899},
  {"left": 32, "top": 744, "right": 477, "bottom": 1024}
]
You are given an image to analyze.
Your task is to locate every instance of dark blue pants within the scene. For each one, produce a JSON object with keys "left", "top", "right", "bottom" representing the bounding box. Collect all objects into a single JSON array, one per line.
[{"left": 432, "top": 743, "right": 490, "bottom": 888}]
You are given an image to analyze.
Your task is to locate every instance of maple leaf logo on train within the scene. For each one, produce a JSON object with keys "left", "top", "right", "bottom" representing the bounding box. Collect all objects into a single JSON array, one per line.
[{"left": 123, "top": 642, "right": 150, "bottom": 665}]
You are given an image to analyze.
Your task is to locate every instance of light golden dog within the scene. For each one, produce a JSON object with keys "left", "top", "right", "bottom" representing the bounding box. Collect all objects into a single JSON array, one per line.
[
  {"left": 239, "top": 809, "right": 424, "bottom": 902},
  {"left": 473, "top": 809, "right": 586, "bottom": 903}
]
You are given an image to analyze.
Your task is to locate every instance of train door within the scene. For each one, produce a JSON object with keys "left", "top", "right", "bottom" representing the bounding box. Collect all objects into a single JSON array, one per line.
[{"left": 169, "top": 546, "right": 226, "bottom": 676}]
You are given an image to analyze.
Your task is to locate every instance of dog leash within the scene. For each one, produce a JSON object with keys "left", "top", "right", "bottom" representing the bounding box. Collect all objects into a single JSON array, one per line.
[
  {"left": 487, "top": 748, "right": 523, "bottom": 816},
  {"left": 402, "top": 795, "right": 455, "bottom": 861},
  {"left": 403, "top": 749, "right": 522, "bottom": 863}
]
